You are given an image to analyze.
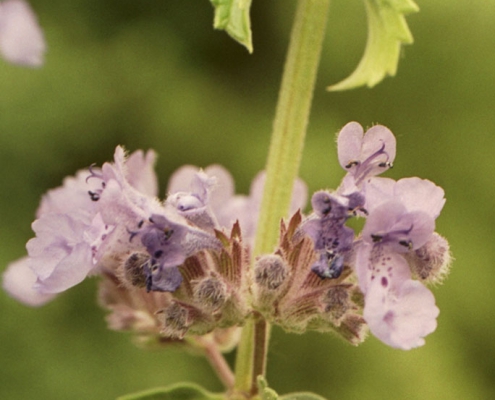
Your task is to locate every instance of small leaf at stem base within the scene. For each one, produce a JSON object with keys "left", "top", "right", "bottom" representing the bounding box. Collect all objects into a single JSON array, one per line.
[
  {"left": 280, "top": 393, "right": 328, "bottom": 400},
  {"left": 117, "top": 382, "right": 225, "bottom": 400}
]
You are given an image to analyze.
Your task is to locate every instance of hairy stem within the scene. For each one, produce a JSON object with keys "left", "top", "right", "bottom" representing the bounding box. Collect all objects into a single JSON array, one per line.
[
  {"left": 235, "top": 0, "right": 330, "bottom": 396},
  {"left": 253, "top": 0, "right": 331, "bottom": 257},
  {"left": 250, "top": 314, "right": 268, "bottom": 395},
  {"left": 234, "top": 318, "right": 254, "bottom": 394}
]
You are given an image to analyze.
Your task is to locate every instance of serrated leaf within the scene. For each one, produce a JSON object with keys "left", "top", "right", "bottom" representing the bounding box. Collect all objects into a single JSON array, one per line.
[
  {"left": 280, "top": 393, "right": 328, "bottom": 400},
  {"left": 117, "top": 382, "right": 225, "bottom": 400},
  {"left": 210, "top": 0, "right": 253, "bottom": 53},
  {"left": 328, "top": 0, "right": 419, "bottom": 91}
]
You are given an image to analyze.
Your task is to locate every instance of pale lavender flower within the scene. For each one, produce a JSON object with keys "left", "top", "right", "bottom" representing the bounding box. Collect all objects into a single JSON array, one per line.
[
  {"left": 355, "top": 177, "right": 445, "bottom": 349},
  {"left": 3, "top": 129, "right": 451, "bottom": 350},
  {"left": 362, "top": 258, "right": 439, "bottom": 349},
  {"left": 337, "top": 122, "right": 396, "bottom": 187},
  {"left": 0, "top": 0, "right": 45, "bottom": 67},
  {"left": 167, "top": 167, "right": 219, "bottom": 230},
  {"left": 3, "top": 147, "right": 160, "bottom": 301},
  {"left": 167, "top": 165, "right": 307, "bottom": 242}
]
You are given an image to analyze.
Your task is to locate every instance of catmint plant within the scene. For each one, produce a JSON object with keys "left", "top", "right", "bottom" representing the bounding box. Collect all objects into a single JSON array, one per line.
[{"left": 2, "top": 1, "right": 452, "bottom": 399}]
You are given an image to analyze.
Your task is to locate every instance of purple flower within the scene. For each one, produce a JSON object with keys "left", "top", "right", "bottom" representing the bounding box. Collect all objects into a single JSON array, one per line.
[
  {"left": 166, "top": 166, "right": 219, "bottom": 231},
  {"left": 3, "top": 147, "right": 160, "bottom": 302},
  {"left": 337, "top": 122, "right": 396, "bottom": 186},
  {"left": 134, "top": 212, "right": 220, "bottom": 292},
  {"left": 355, "top": 177, "right": 445, "bottom": 349},
  {"left": 362, "top": 257, "right": 439, "bottom": 349},
  {"left": 303, "top": 191, "right": 362, "bottom": 279},
  {"left": 167, "top": 165, "right": 307, "bottom": 242},
  {"left": 0, "top": 0, "right": 45, "bottom": 67}
]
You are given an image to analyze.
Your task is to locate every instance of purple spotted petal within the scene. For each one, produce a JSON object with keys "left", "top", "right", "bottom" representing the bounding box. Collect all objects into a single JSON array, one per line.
[
  {"left": 355, "top": 241, "right": 411, "bottom": 295},
  {"left": 364, "top": 277, "right": 439, "bottom": 350},
  {"left": 0, "top": 0, "right": 45, "bottom": 67},
  {"left": 304, "top": 190, "right": 357, "bottom": 280}
]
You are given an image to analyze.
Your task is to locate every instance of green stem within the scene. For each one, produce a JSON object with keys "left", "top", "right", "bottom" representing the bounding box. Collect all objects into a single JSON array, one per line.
[
  {"left": 234, "top": 318, "right": 254, "bottom": 394},
  {"left": 234, "top": 0, "right": 330, "bottom": 396},
  {"left": 253, "top": 0, "right": 331, "bottom": 257}
]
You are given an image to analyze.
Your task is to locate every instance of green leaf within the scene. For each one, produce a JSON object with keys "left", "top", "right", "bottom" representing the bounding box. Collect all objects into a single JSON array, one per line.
[
  {"left": 256, "top": 376, "right": 279, "bottom": 400},
  {"left": 210, "top": 0, "right": 253, "bottom": 53},
  {"left": 255, "top": 378, "right": 328, "bottom": 400},
  {"left": 280, "top": 393, "right": 328, "bottom": 400},
  {"left": 116, "top": 382, "right": 225, "bottom": 400},
  {"left": 328, "top": 0, "right": 419, "bottom": 91}
]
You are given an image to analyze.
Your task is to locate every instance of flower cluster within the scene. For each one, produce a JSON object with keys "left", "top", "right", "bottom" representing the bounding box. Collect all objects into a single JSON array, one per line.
[
  {"left": 303, "top": 122, "right": 451, "bottom": 349},
  {"left": 3, "top": 122, "right": 450, "bottom": 350}
]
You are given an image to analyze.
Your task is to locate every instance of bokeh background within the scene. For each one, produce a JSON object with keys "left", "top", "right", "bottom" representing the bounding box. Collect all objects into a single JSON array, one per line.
[{"left": 1, "top": 1, "right": 494, "bottom": 399}]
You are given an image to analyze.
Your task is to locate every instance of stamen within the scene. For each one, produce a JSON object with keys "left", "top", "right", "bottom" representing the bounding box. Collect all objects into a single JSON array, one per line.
[
  {"left": 85, "top": 164, "right": 103, "bottom": 183},
  {"left": 399, "top": 240, "right": 413, "bottom": 249},
  {"left": 371, "top": 234, "right": 383, "bottom": 243},
  {"left": 354, "top": 142, "right": 392, "bottom": 185}
]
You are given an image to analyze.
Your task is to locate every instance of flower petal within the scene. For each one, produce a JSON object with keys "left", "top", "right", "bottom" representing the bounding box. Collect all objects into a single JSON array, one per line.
[
  {"left": 364, "top": 278, "right": 439, "bottom": 350},
  {"left": 0, "top": 0, "right": 46, "bottom": 67},
  {"left": 337, "top": 122, "right": 365, "bottom": 170},
  {"left": 2, "top": 257, "right": 56, "bottom": 306},
  {"left": 394, "top": 177, "right": 446, "bottom": 218},
  {"left": 125, "top": 149, "right": 158, "bottom": 197},
  {"left": 33, "top": 242, "right": 94, "bottom": 294}
]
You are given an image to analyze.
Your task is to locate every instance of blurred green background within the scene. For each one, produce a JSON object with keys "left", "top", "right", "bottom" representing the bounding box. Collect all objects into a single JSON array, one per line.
[{"left": 1, "top": 1, "right": 494, "bottom": 399}]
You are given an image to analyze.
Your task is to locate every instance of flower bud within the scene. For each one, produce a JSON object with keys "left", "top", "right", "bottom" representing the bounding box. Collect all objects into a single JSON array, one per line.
[
  {"left": 122, "top": 252, "right": 150, "bottom": 288},
  {"left": 322, "top": 285, "right": 351, "bottom": 321},
  {"left": 157, "top": 301, "right": 216, "bottom": 338},
  {"left": 156, "top": 302, "right": 194, "bottom": 339},
  {"left": 254, "top": 254, "right": 289, "bottom": 290},
  {"left": 193, "top": 275, "right": 228, "bottom": 313},
  {"left": 253, "top": 254, "right": 289, "bottom": 314}
]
